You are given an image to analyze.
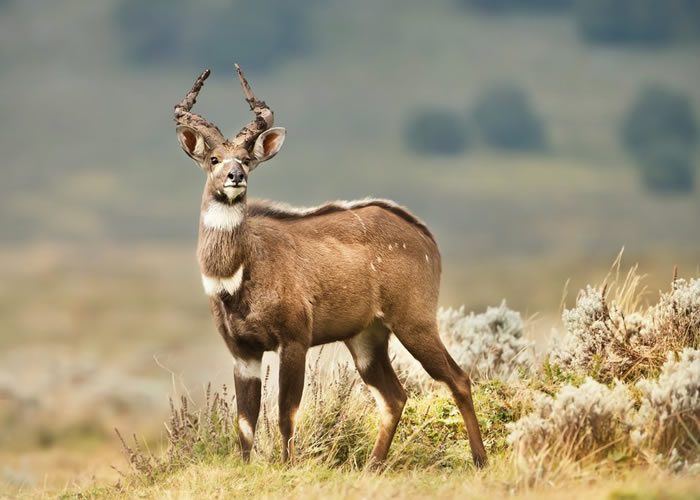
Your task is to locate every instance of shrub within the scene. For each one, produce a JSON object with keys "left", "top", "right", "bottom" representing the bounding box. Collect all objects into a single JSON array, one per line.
[
  {"left": 113, "top": 0, "right": 313, "bottom": 74},
  {"left": 552, "top": 269, "right": 699, "bottom": 382},
  {"left": 623, "top": 86, "right": 698, "bottom": 153},
  {"left": 634, "top": 141, "right": 696, "bottom": 193},
  {"left": 632, "top": 348, "right": 700, "bottom": 460},
  {"left": 402, "top": 108, "right": 469, "bottom": 156},
  {"left": 622, "top": 85, "right": 698, "bottom": 193},
  {"left": 509, "top": 348, "right": 700, "bottom": 472},
  {"left": 439, "top": 302, "right": 534, "bottom": 380},
  {"left": 574, "top": 0, "right": 674, "bottom": 44},
  {"left": 471, "top": 84, "right": 547, "bottom": 152},
  {"left": 507, "top": 378, "right": 632, "bottom": 471},
  {"left": 392, "top": 302, "right": 533, "bottom": 390},
  {"left": 459, "top": 0, "right": 572, "bottom": 14}
]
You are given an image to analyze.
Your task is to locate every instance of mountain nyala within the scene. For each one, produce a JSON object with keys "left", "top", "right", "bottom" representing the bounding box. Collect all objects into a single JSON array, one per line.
[{"left": 173, "top": 65, "right": 487, "bottom": 468}]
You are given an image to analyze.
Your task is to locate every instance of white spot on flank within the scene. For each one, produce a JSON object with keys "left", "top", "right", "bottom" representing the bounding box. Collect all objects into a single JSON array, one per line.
[
  {"left": 368, "top": 386, "right": 393, "bottom": 424},
  {"left": 201, "top": 265, "right": 244, "bottom": 297},
  {"left": 203, "top": 201, "right": 244, "bottom": 231},
  {"left": 238, "top": 417, "right": 254, "bottom": 443},
  {"left": 402, "top": 243, "right": 407, "bottom": 249},
  {"left": 376, "top": 310, "right": 385, "bottom": 318},
  {"left": 351, "top": 211, "right": 368, "bottom": 236},
  {"left": 388, "top": 244, "right": 393, "bottom": 251},
  {"left": 370, "top": 262, "right": 376, "bottom": 272},
  {"left": 234, "top": 354, "right": 261, "bottom": 380},
  {"left": 425, "top": 254, "right": 429, "bottom": 262},
  {"left": 376, "top": 256, "right": 382, "bottom": 264}
]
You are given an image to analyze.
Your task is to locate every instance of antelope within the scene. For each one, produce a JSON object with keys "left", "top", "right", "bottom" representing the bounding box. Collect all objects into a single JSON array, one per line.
[{"left": 173, "top": 65, "right": 487, "bottom": 468}]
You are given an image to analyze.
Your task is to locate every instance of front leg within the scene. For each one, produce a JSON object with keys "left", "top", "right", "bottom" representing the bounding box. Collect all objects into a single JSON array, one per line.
[
  {"left": 208, "top": 298, "right": 264, "bottom": 461},
  {"left": 233, "top": 352, "right": 263, "bottom": 462},
  {"left": 278, "top": 342, "right": 307, "bottom": 464}
]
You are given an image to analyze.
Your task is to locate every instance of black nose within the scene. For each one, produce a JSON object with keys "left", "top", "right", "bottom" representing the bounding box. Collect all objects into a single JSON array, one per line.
[{"left": 227, "top": 170, "right": 246, "bottom": 185}]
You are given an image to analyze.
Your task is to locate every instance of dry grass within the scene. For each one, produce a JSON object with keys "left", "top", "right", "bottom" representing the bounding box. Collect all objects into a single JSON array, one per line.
[
  {"left": 552, "top": 253, "right": 700, "bottom": 382},
  {"left": 1, "top": 247, "right": 698, "bottom": 498},
  {"left": 508, "top": 259, "right": 700, "bottom": 479}
]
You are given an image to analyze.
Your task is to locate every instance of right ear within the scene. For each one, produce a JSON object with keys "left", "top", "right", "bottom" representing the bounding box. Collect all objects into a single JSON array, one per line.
[{"left": 176, "top": 125, "right": 211, "bottom": 166}]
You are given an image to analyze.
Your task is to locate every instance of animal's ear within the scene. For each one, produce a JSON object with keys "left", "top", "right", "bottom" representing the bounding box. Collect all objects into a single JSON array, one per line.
[
  {"left": 252, "top": 127, "right": 286, "bottom": 165},
  {"left": 176, "top": 125, "right": 211, "bottom": 166}
]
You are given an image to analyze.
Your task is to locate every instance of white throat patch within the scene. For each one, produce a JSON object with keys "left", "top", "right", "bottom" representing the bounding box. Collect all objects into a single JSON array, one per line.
[
  {"left": 203, "top": 201, "right": 244, "bottom": 231},
  {"left": 201, "top": 265, "right": 245, "bottom": 296}
]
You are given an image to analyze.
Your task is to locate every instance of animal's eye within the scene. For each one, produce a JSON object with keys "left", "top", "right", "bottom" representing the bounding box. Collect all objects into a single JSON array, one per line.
[
  {"left": 210, "top": 157, "right": 219, "bottom": 165},
  {"left": 242, "top": 158, "right": 250, "bottom": 165}
]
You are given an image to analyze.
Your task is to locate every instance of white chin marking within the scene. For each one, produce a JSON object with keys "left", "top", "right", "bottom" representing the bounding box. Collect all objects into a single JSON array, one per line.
[
  {"left": 203, "top": 201, "right": 244, "bottom": 231},
  {"left": 238, "top": 417, "right": 254, "bottom": 443},
  {"left": 223, "top": 186, "right": 246, "bottom": 201},
  {"left": 234, "top": 355, "right": 261, "bottom": 380},
  {"left": 201, "top": 264, "right": 244, "bottom": 297}
]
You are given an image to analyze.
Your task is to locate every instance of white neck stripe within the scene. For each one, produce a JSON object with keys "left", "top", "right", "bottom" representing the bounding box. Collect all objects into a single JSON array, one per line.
[{"left": 203, "top": 201, "right": 244, "bottom": 231}]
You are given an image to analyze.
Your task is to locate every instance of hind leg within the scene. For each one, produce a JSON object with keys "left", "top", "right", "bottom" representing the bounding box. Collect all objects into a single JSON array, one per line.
[
  {"left": 345, "top": 320, "right": 407, "bottom": 467},
  {"left": 392, "top": 319, "right": 487, "bottom": 467}
]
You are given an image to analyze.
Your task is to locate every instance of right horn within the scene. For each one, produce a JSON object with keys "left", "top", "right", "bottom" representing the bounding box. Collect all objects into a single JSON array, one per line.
[{"left": 230, "top": 63, "right": 275, "bottom": 150}]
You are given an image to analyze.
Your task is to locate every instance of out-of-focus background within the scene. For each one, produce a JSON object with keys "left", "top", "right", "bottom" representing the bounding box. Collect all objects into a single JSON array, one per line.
[{"left": 1, "top": 0, "right": 699, "bottom": 493}]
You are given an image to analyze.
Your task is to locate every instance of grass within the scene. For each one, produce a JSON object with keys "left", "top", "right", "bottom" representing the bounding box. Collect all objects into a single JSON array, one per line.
[
  {"left": 58, "top": 458, "right": 700, "bottom": 500},
  {"left": 1, "top": 252, "right": 699, "bottom": 498}
]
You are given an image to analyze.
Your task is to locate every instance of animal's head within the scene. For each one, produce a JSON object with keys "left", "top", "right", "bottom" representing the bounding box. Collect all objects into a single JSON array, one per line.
[{"left": 174, "top": 65, "right": 286, "bottom": 206}]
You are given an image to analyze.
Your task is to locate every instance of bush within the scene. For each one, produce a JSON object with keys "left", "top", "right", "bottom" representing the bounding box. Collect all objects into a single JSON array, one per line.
[
  {"left": 551, "top": 269, "right": 700, "bottom": 382},
  {"left": 459, "top": 0, "right": 572, "bottom": 14},
  {"left": 114, "top": 0, "right": 313, "bottom": 74},
  {"left": 623, "top": 86, "right": 698, "bottom": 153},
  {"left": 635, "top": 142, "right": 696, "bottom": 193},
  {"left": 471, "top": 84, "right": 547, "bottom": 152},
  {"left": 575, "top": 0, "right": 700, "bottom": 44},
  {"left": 632, "top": 348, "right": 700, "bottom": 460},
  {"left": 392, "top": 302, "right": 534, "bottom": 392},
  {"left": 574, "top": 0, "right": 674, "bottom": 44},
  {"left": 510, "top": 347, "right": 700, "bottom": 472},
  {"left": 621, "top": 85, "right": 698, "bottom": 193},
  {"left": 402, "top": 108, "right": 469, "bottom": 156},
  {"left": 438, "top": 302, "right": 534, "bottom": 380},
  {"left": 507, "top": 378, "right": 632, "bottom": 468}
]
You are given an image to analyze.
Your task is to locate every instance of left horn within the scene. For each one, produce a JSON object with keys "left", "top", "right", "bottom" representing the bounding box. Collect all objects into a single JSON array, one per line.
[{"left": 174, "top": 69, "right": 225, "bottom": 146}]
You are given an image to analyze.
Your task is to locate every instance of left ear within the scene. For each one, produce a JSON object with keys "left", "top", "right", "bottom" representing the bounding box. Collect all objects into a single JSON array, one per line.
[{"left": 252, "top": 127, "right": 286, "bottom": 165}]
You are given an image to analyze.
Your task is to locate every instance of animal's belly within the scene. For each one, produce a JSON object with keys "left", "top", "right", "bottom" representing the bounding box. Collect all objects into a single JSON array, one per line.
[{"left": 308, "top": 289, "right": 377, "bottom": 346}]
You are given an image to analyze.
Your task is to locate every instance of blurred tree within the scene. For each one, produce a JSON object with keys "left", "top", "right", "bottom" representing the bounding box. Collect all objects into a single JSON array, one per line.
[
  {"left": 114, "top": 0, "right": 314, "bottom": 74},
  {"left": 574, "top": 0, "right": 673, "bottom": 44},
  {"left": 471, "top": 84, "right": 547, "bottom": 152},
  {"left": 634, "top": 141, "right": 696, "bottom": 193},
  {"left": 622, "top": 85, "right": 698, "bottom": 193},
  {"left": 403, "top": 109, "right": 469, "bottom": 156},
  {"left": 459, "top": 0, "right": 572, "bottom": 14}
]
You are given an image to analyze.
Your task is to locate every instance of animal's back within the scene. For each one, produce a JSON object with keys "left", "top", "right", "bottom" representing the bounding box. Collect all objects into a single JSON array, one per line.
[{"left": 248, "top": 198, "right": 442, "bottom": 340}]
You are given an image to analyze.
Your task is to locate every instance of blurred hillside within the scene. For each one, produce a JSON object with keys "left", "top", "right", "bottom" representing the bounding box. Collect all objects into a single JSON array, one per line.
[{"left": 1, "top": 0, "right": 698, "bottom": 259}]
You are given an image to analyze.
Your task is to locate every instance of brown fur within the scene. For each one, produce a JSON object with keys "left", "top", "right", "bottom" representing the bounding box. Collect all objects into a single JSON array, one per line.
[{"left": 174, "top": 67, "right": 488, "bottom": 468}]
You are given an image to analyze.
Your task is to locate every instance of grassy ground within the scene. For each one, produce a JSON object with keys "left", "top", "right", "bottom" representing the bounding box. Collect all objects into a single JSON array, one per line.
[{"left": 54, "top": 460, "right": 700, "bottom": 500}]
